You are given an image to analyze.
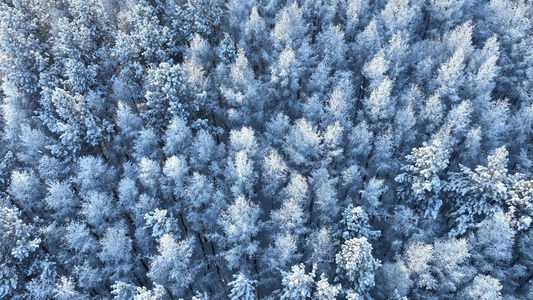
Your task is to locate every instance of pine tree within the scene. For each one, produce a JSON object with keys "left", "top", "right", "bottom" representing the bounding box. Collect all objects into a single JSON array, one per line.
[
  {"left": 445, "top": 146, "right": 513, "bottom": 236},
  {"left": 280, "top": 264, "right": 315, "bottom": 300},
  {"left": 315, "top": 273, "right": 341, "bottom": 300},
  {"left": 180, "top": 0, "right": 223, "bottom": 41},
  {"left": 396, "top": 140, "right": 449, "bottom": 218},
  {"left": 339, "top": 205, "right": 380, "bottom": 241},
  {"left": 335, "top": 237, "right": 380, "bottom": 295},
  {"left": 228, "top": 273, "right": 257, "bottom": 300},
  {"left": 143, "top": 62, "right": 189, "bottom": 135},
  {"left": 144, "top": 209, "right": 179, "bottom": 238},
  {"left": 0, "top": 207, "right": 41, "bottom": 298},
  {"left": 39, "top": 88, "right": 107, "bottom": 159},
  {"left": 0, "top": 1, "right": 47, "bottom": 96}
]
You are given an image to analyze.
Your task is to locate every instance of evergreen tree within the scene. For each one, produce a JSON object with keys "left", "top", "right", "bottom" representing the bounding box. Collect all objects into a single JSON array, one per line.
[
  {"left": 445, "top": 146, "right": 515, "bottom": 236},
  {"left": 396, "top": 140, "right": 449, "bottom": 218},
  {"left": 228, "top": 273, "right": 257, "bottom": 300},
  {"left": 335, "top": 237, "right": 380, "bottom": 296},
  {"left": 143, "top": 62, "right": 189, "bottom": 135},
  {"left": 280, "top": 264, "right": 315, "bottom": 300},
  {"left": 315, "top": 273, "right": 341, "bottom": 300},
  {"left": 0, "top": 206, "right": 41, "bottom": 297}
]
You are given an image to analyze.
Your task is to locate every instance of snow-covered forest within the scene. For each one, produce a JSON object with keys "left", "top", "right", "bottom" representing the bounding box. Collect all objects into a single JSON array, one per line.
[{"left": 1, "top": 0, "right": 533, "bottom": 298}]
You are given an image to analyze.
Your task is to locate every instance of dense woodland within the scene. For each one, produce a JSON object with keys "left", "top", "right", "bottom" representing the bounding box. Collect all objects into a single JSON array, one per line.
[{"left": 1, "top": 0, "right": 533, "bottom": 299}]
